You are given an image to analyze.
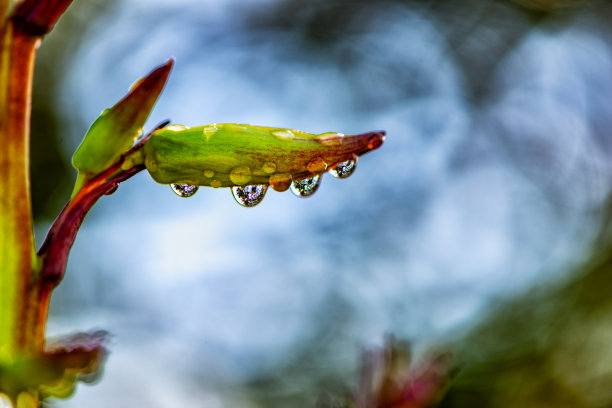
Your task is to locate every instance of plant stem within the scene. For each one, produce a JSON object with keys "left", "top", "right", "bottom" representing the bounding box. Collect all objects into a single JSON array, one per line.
[
  {"left": 1, "top": 0, "right": 77, "bottom": 361},
  {"left": 0, "top": 9, "right": 42, "bottom": 408},
  {"left": 0, "top": 12, "right": 40, "bottom": 361}
]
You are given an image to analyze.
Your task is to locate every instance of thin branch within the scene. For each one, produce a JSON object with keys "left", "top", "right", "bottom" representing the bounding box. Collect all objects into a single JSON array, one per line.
[{"left": 37, "top": 122, "right": 168, "bottom": 288}]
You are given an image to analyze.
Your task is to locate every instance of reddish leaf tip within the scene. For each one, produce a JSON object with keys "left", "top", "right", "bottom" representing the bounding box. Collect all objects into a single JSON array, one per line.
[{"left": 367, "top": 131, "right": 385, "bottom": 150}]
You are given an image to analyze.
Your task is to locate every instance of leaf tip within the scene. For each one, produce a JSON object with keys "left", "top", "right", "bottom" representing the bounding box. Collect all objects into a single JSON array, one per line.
[{"left": 367, "top": 130, "right": 385, "bottom": 150}]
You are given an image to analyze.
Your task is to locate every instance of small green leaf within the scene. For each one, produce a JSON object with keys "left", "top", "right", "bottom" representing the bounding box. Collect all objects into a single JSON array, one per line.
[
  {"left": 71, "top": 59, "right": 173, "bottom": 196},
  {"left": 144, "top": 123, "right": 385, "bottom": 191}
]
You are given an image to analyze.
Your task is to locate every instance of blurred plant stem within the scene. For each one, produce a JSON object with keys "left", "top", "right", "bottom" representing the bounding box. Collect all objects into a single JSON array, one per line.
[
  {"left": 0, "top": 0, "right": 41, "bottom": 361},
  {"left": 0, "top": 11, "right": 42, "bottom": 408},
  {"left": 0, "top": 0, "right": 72, "bottom": 405}
]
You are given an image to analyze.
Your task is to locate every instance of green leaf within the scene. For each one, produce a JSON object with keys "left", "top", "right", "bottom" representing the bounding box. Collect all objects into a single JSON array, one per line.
[
  {"left": 71, "top": 59, "right": 173, "bottom": 196},
  {"left": 144, "top": 123, "right": 385, "bottom": 191}
]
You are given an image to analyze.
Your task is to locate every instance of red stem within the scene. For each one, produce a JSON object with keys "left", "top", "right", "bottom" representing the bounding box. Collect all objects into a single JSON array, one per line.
[
  {"left": 11, "top": 0, "right": 75, "bottom": 36},
  {"left": 37, "top": 137, "right": 154, "bottom": 289},
  {"left": 39, "top": 164, "right": 144, "bottom": 288},
  {"left": 36, "top": 118, "right": 168, "bottom": 289}
]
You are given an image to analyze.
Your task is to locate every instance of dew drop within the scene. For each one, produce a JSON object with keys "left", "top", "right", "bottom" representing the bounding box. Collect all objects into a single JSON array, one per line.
[
  {"left": 269, "top": 173, "right": 292, "bottom": 192},
  {"left": 318, "top": 132, "right": 344, "bottom": 146},
  {"left": 290, "top": 175, "right": 322, "bottom": 198},
  {"left": 329, "top": 159, "right": 357, "bottom": 179},
  {"left": 262, "top": 161, "right": 277, "bottom": 174},
  {"left": 232, "top": 185, "right": 268, "bottom": 207},
  {"left": 203, "top": 125, "right": 218, "bottom": 139},
  {"left": 204, "top": 169, "right": 214, "bottom": 178},
  {"left": 229, "top": 166, "right": 252, "bottom": 185},
  {"left": 166, "top": 124, "right": 189, "bottom": 131},
  {"left": 272, "top": 130, "right": 295, "bottom": 140},
  {"left": 210, "top": 180, "right": 222, "bottom": 188},
  {"left": 104, "top": 185, "right": 118, "bottom": 196},
  {"left": 171, "top": 183, "right": 198, "bottom": 197},
  {"left": 307, "top": 157, "right": 327, "bottom": 174}
]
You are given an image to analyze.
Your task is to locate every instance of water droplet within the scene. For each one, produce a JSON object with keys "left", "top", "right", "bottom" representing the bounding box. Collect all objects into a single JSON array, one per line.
[
  {"left": 262, "top": 162, "right": 277, "bottom": 174},
  {"left": 171, "top": 183, "right": 198, "bottom": 197},
  {"left": 203, "top": 125, "right": 218, "bottom": 139},
  {"left": 272, "top": 130, "right": 295, "bottom": 140},
  {"left": 318, "top": 132, "right": 344, "bottom": 146},
  {"left": 129, "top": 77, "right": 145, "bottom": 92},
  {"left": 165, "top": 124, "right": 189, "bottom": 131},
  {"left": 329, "top": 159, "right": 357, "bottom": 179},
  {"left": 210, "top": 180, "right": 222, "bottom": 188},
  {"left": 232, "top": 185, "right": 268, "bottom": 207},
  {"left": 307, "top": 157, "right": 327, "bottom": 174},
  {"left": 104, "top": 185, "right": 118, "bottom": 195},
  {"left": 204, "top": 169, "right": 214, "bottom": 178},
  {"left": 229, "top": 166, "right": 252, "bottom": 185},
  {"left": 290, "top": 175, "right": 321, "bottom": 198},
  {"left": 368, "top": 132, "right": 385, "bottom": 150},
  {"left": 269, "top": 173, "right": 292, "bottom": 192}
]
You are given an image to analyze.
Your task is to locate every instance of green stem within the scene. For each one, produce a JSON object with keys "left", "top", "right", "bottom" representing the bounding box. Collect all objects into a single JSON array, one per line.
[
  {"left": 0, "top": 0, "right": 77, "bottom": 357},
  {"left": 0, "top": 0, "right": 89, "bottom": 404},
  {"left": 0, "top": 10, "right": 41, "bottom": 408},
  {"left": 0, "top": 12, "right": 39, "bottom": 359}
]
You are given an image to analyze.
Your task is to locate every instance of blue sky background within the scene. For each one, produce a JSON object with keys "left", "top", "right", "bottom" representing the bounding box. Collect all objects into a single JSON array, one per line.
[{"left": 35, "top": 1, "right": 612, "bottom": 406}]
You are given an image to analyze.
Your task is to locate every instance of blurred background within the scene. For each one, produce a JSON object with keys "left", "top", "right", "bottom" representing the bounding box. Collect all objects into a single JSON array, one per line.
[{"left": 30, "top": 0, "right": 612, "bottom": 406}]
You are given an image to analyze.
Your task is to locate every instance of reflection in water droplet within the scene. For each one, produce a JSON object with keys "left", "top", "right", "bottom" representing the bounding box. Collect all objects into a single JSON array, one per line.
[
  {"left": 171, "top": 183, "right": 198, "bottom": 197},
  {"left": 262, "top": 162, "right": 277, "bottom": 174},
  {"left": 272, "top": 130, "right": 295, "bottom": 140},
  {"left": 166, "top": 124, "right": 189, "bottom": 131},
  {"left": 129, "top": 77, "right": 145, "bottom": 92},
  {"left": 290, "top": 175, "right": 321, "bottom": 198},
  {"left": 318, "top": 132, "right": 344, "bottom": 146},
  {"left": 203, "top": 125, "right": 218, "bottom": 139},
  {"left": 307, "top": 157, "right": 327, "bottom": 174},
  {"left": 330, "top": 159, "right": 357, "bottom": 179},
  {"left": 210, "top": 180, "right": 222, "bottom": 188},
  {"left": 232, "top": 185, "right": 268, "bottom": 207},
  {"left": 230, "top": 166, "right": 252, "bottom": 185},
  {"left": 204, "top": 169, "right": 214, "bottom": 178},
  {"left": 269, "top": 173, "right": 292, "bottom": 192}
]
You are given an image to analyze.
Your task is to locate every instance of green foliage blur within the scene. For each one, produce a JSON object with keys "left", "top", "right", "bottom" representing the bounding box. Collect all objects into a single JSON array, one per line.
[{"left": 437, "top": 203, "right": 612, "bottom": 407}]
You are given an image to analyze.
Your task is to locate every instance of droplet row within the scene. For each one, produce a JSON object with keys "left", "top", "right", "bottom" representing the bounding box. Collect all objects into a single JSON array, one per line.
[{"left": 168, "top": 156, "right": 357, "bottom": 207}]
